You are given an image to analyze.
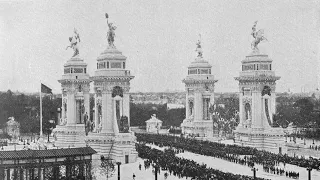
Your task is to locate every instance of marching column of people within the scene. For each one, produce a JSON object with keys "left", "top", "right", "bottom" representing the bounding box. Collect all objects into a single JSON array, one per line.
[
  {"left": 136, "top": 143, "right": 268, "bottom": 180},
  {"left": 136, "top": 133, "right": 320, "bottom": 171}
]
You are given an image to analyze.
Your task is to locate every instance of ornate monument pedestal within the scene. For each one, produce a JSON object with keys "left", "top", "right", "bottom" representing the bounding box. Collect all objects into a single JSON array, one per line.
[
  {"left": 53, "top": 124, "right": 86, "bottom": 148},
  {"left": 234, "top": 50, "right": 286, "bottom": 154},
  {"left": 85, "top": 17, "right": 138, "bottom": 163},
  {"left": 180, "top": 39, "right": 217, "bottom": 138},
  {"left": 86, "top": 132, "right": 138, "bottom": 164},
  {"left": 53, "top": 55, "right": 91, "bottom": 148}
]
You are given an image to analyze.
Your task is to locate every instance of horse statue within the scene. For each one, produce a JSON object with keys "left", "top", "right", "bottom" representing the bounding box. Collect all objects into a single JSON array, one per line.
[
  {"left": 66, "top": 28, "right": 81, "bottom": 57},
  {"left": 251, "top": 21, "right": 267, "bottom": 51}
]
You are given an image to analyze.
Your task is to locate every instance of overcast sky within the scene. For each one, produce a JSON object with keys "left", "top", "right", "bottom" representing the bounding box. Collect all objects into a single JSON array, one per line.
[{"left": 0, "top": 0, "right": 319, "bottom": 94}]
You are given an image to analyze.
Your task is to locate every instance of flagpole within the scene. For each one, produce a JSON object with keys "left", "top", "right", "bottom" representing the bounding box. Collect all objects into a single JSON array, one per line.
[{"left": 40, "top": 82, "right": 43, "bottom": 137}]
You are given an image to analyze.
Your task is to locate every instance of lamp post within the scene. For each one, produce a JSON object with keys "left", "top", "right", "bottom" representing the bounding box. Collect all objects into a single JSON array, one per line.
[
  {"left": 116, "top": 162, "right": 121, "bottom": 180},
  {"left": 153, "top": 164, "right": 158, "bottom": 180},
  {"left": 307, "top": 167, "right": 312, "bottom": 180},
  {"left": 251, "top": 167, "right": 258, "bottom": 180}
]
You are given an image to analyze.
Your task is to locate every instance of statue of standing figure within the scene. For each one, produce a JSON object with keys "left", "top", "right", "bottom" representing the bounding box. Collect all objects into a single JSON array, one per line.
[
  {"left": 251, "top": 21, "right": 267, "bottom": 51},
  {"left": 195, "top": 34, "right": 203, "bottom": 58},
  {"left": 66, "top": 28, "right": 81, "bottom": 57},
  {"left": 106, "top": 13, "right": 117, "bottom": 48}
]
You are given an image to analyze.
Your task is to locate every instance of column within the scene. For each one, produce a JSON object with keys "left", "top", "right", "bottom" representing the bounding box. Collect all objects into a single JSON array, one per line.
[
  {"left": 25, "top": 169, "right": 28, "bottom": 180},
  {"left": 67, "top": 91, "right": 76, "bottom": 125},
  {"left": 210, "top": 92, "right": 215, "bottom": 107},
  {"left": 120, "top": 99, "right": 123, "bottom": 117},
  {"left": 39, "top": 168, "right": 44, "bottom": 180},
  {"left": 210, "top": 92, "right": 214, "bottom": 120},
  {"left": 4, "top": 168, "right": 8, "bottom": 180},
  {"left": 0, "top": 168, "right": 4, "bottom": 180},
  {"left": 61, "top": 99, "right": 65, "bottom": 124},
  {"left": 94, "top": 94, "right": 98, "bottom": 132},
  {"left": 66, "top": 164, "right": 70, "bottom": 178},
  {"left": 113, "top": 99, "right": 120, "bottom": 134},
  {"left": 19, "top": 168, "right": 23, "bottom": 180},
  {"left": 194, "top": 91, "right": 203, "bottom": 121},
  {"left": 262, "top": 96, "right": 272, "bottom": 128},
  {"left": 239, "top": 92, "right": 244, "bottom": 126},
  {"left": 123, "top": 93, "right": 130, "bottom": 126},
  {"left": 101, "top": 91, "right": 108, "bottom": 133},
  {"left": 251, "top": 90, "right": 258, "bottom": 129},
  {"left": 106, "top": 92, "right": 114, "bottom": 133},
  {"left": 271, "top": 92, "right": 276, "bottom": 117},
  {"left": 254, "top": 90, "right": 263, "bottom": 128},
  {"left": 76, "top": 100, "right": 80, "bottom": 123},
  {"left": 185, "top": 93, "right": 189, "bottom": 118},
  {"left": 84, "top": 89, "right": 90, "bottom": 122}
]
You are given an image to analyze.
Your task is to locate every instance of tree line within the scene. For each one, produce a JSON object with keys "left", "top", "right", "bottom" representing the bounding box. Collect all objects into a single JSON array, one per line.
[
  {"left": 0, "top": 90, "right": 60, "bottom": 135},
  {"left": 0, "top": 90, "right": 186, "bottom": 135},
  {"left": 1, "top": 89, "right": 320, "bottom": 136}
]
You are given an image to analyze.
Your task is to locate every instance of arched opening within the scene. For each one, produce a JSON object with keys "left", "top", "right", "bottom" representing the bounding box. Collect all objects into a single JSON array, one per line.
[
  {"left": 76, "top": 100, "right": 84, "bottom": 124},
  {"left": 112, "top": 87, "right": 124, "bottom": 131},
  {"left": 97, "top": 104, "right": 102, "bottom": 126},
  {"left": 189, "top": 101, "right": 194, "bottom": 116},
  {"left": 244, "top": 103, "right": 251, "bottom": 120},
  {"left": 112, "top": 86, "right": 123, "bottom": 98},
  {"left": 261, "top": 86, "right": 271, "bottom": 96},
  {"left": 64, "top": 103, "right": 67, "bottom": 119}
]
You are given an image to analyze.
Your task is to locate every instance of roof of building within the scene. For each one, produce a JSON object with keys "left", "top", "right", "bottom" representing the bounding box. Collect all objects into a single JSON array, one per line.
[
  {"left": 6, "top": 118, "right": 20, "bottom": 126},
  {"left": 146, "top": 115, "right": 162, "bottom": 123},
  {"left": 0, "top": 147, "right": 96, "bottom": 160}
]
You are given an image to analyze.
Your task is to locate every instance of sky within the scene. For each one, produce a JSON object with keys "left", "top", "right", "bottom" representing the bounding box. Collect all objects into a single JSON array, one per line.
[{"left": 0, "top": 0, "right": 319, "bottom": 94}]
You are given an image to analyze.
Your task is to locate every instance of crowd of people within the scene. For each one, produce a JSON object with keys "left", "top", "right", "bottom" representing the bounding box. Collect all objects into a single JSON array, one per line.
[
  {"left": 136, "top": 133, "right": 320, "bottom": 170},
  {"left": 136, "top": 143, "right": 267, "bottom": 180},
  {"left": 309, "top": 145, "right": 320, "bottom": 150},
  {"left": 262, "top": 165, "right": 300, "bottom": 179}
]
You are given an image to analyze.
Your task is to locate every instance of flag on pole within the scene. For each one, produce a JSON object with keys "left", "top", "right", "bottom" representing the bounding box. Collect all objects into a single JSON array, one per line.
[
  {"left": 40, "top": 83, "right": 52, "bottom": 138},
  {"left": 41, "top": 83, "right": 52, "bottom": 94}
]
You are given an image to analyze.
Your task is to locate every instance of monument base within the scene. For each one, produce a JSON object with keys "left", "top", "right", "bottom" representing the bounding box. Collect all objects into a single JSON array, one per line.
[
  {"left": 85, "top": 132, "right": 138, "bottom": 164},
  {"left": 181, "top": 119, "right": 213, "bottom": 137},
  {"left": 53, "top": 124, "right": 86, "bottom": 148},
  {"left": 234, "top": 126, "right": 287, "bottom": 154}
]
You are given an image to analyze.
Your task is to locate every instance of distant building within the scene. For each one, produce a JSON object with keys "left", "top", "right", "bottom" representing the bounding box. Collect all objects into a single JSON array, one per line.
[
  {"left": 167, "top": 103, "right": 185, "bottom": 110},
  {"left": 146, "top": 114, "right": 162, "bottom": 133},
  {"left": 4, "top": 117, "right": 20, "bottom": 138}
]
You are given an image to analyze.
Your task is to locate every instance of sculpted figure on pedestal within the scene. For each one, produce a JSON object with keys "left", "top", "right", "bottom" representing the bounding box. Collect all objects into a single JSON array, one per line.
[
  {"left": 106, "top": 13, "right": 117, "bottom": 48},
  {"left": 195, "top": 34, "right": 203, "bottom": 58},
  {"left": 66, "top": 28, "right": 81, "bottom": 57},
  {"left": 251, "top": 21, "right": 267, "bottom": 51}
]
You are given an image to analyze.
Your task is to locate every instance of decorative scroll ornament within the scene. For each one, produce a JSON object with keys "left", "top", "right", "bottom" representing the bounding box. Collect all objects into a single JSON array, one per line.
[
  {"left": 243, "top": 97, "right": 252, "bottom": 105},
  {"left": 96, "top": 99, "right": 102, "bottom": 106},
  {"left": 261, "top": 86, "right": 271, "bottom": 96}
]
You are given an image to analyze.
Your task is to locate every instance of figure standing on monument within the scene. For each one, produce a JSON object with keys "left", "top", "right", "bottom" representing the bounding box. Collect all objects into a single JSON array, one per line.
[
  {"left": 105, "top": 13, "right": 117, "bottom": 48},
  {"left": 84, "top": 112, "right": 89, "bottom": 134},
  {"left": 66, "top": 28, "right": 81, "bottom": 57},
  {"left": 195, "top": 34, "right": 203, "bottom": 58},
  {"left": 251, "top": 21, "right": 267, "bottom": 51}
]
